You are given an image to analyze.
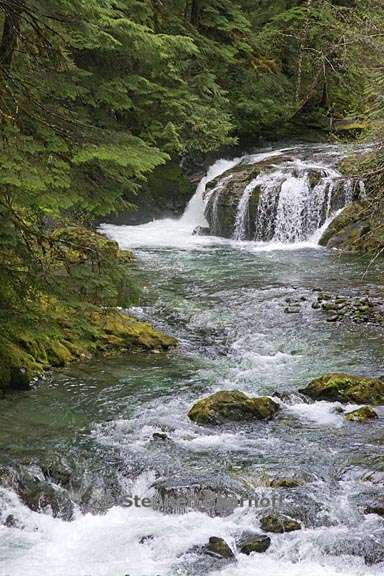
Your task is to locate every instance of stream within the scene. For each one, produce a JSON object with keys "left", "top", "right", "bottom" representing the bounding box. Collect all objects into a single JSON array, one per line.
[{"left": 0, "top": 144, "right": 383, "bottom": 576}]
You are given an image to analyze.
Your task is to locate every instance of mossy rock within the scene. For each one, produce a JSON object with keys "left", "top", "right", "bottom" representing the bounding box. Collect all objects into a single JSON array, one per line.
[
  {"left": 260, "top": 514, "right": 301, "bottom": 534},
  {"left": 88, "top": 310, "right": 177, "bottom": 352},
  {"left": 299, "top": 373, "right": 384, "bottom": 405},
  {"left": 0, "top": 341, "right": 42, "bottom": 391},
  {"left": 237, "top": 532, "right": 271, "bottom": 555},
  {"left": 204, "top": 537, "right": 234, "bottom": 559},
  {"left": 320, "top": 199, "right": 384, "bottom": 254},
  {"left": 268, "top": 478, "right": 305, "bottom": 488},
  {"left": 188, "top": 390, "right": 280, "bottom": 425},
  {"left": 344, "top": 406, "right": 378, "bottom": 423}
]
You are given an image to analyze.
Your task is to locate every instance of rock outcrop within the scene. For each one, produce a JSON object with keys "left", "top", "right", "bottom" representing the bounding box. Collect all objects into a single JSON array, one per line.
[
  {"left": 320, "top": 199, "right": 384, "bottom": 253},
  {"left": 299, "top": 373, "right": 384, "bottom": 405},
  {"left": 188, "top": 390, "right": 280, "bottom": 425}
]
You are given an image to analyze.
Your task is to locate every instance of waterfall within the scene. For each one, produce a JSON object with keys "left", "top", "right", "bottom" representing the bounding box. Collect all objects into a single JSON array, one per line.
[
  {"left": 202, "top": 149, "right": 365, "bottom": 244},
  {"left": 181, "top": 158, "right": 241, "bottom": 226},
  {"left": 233, "top": 177, "right": 260, "bottom": 240},
  {"left": 100, "top": 143, "right": 364, "bottom": 249},
  {"left": 253, "top": 169, "right": 359, "bottom": 243}
]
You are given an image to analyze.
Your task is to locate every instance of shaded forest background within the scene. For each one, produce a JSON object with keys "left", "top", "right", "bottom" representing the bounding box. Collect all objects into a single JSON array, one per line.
[{"left": 1, "top": 0, "right": 384, "bottom": 388}]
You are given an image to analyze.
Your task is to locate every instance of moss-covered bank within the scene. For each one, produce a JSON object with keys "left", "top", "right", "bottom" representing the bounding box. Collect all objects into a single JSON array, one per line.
[
  {"left": 0, "top": 307, "right": 176, "bottom": 393},
  {"left": 0, "top": 226, "right": 176, "bottom": 393}
]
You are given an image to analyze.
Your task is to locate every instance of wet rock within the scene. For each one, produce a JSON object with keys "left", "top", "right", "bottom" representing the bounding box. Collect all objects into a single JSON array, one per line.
[
  {"left": 326, "top": 315, "right": 340, "bottom": 323},
  {"left": 320, "top": 199, "right": 384, "bottom": 255},
  {"left": 80, "top": 482, "right": 121, "bottom": 515},
  {"left": 318, "top": 293, "right": 332, "bottom": 302},
  {"left": 152, "top": 475, "right": 243, "bottom": 517},
  {"left": 324, "top": 534, "right": 384, "bottom": 566},
  {"left": 299, "top": 373, "right": 384, "bottom": 405},
  {"left": 237, "top": 531, "right": 271, "bottom": 554},
  {"left": 41, "top": 464, "right": 73, "bottom": 488},
  {"left": 192, "top": 226, "right": 211, "bottom": 236},
  {"left": 260, "top": 514, "right": 301, "bottom": 533},
  {"left": 204, "top": 162, "right": 268, "bottom": 239},
  {"left": 284, "top": 306, "right": 301, "bottom": 314},
  {"left": 267, "top": 478, "right": 305, "bottom": 489},
  {"left": 333, "top": 406, "right": 344, "bottom": 414},
  {"left": 345, "top": 406, "right": 378, "bottom": 423},
  {"left": 0, "top": 464, "right": 73, "bottom": 520},
  {"left": 272, "top": 391, "right": 311, "bottom": 405},
  {"left": 364, "top": 505, "right": 384, "bottom": 517},
  {"left": 152, "top": 432, "right": 169, "bottom": 441},
  {"left": 204, "top": 537, "right": 234, "bottom": 559},
  {"left": 9, "top": 367, "right": 31, "bottom": 391},
  {"left": 322, "top": 303, "right": 338, "bottom": 311},
  {"left": 18, "top": 481, "right": 74, "bottom": 521},
  {"left": 139, "top": 534, "right": 155, "bottom": 544},
  {"left": 188, "top": 390, "right": 280, "bottom": 425},
  {"left": 0, "top": 466, "right": 20, "bottom": 492},
  {"left": 4, "top": 514, "right": 17, "bottom": 528}
]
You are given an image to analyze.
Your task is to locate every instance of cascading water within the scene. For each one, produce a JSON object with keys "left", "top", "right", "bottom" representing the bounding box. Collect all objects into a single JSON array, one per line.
[
  {"left": 233, "top": 178, "right": 261, "bottom": 241},
  {"left": 203, "top": 149, "right": 364, "bottom": 244}
]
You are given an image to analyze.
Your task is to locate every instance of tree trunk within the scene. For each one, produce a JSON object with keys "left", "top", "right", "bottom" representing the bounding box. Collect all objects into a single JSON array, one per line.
[
  {"left": 190, "top": 0, "right": 199, "bottom": 26},
  {"left": 0, "top": 5, "right": 23, "bottom": 71}
]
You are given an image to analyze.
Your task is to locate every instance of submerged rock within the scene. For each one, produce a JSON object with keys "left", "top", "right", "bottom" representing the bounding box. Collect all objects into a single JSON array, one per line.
[
  {"left": 188, "top": 390, "right": 280, "bottom": 425},
  {"left": 151, "top": 475, "right": 242, "bottom": 517},
  {"left": 345, "top": 406, "right": 378, "bottom": 422},
  {"left": 204, "top": 537, "right": 235, "bottom": 560},
  {"left": 260, "top": 514, "right": 302, "bottom": 533},
  {"left": 267, "top": 478, "right": 306, "bottom": 489},
  {"left": 299, "top": 373, "right": 384, "bottom": 405},
  {"left": 237, "top": 531, "right": 271, "bottom": 555}
]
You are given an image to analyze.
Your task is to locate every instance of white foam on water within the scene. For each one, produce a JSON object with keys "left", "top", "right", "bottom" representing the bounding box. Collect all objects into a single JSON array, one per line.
[
  {"left": 2, "top": 485, "right": 380, "bottom": 576},
  {"left": 100, "top": 157, "right": 242, "bottom": 250},
  {"left": 286, "top": 401, "right": 367, "bottom": 428}
]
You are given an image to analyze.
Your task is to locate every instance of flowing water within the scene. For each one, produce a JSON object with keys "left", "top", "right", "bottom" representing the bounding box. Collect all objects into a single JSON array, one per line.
[
  {"left": 206, "top": 144, "right": 363, "bottom": 243},
  {"left": 1, "top": 144, "right": 383, "bottom": 576}
]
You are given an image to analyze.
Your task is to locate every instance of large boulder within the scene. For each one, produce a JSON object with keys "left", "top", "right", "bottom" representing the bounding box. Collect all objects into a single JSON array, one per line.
[
  {"left": 299, "top": 373, "right": 384, "bottom": 405},
  {"left": 188, "top": 390, "right": 280, "bottom": 425}
]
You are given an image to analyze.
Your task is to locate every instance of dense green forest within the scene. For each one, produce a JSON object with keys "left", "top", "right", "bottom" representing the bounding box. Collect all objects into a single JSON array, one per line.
[{"left": 1, "top": 0, "right": 384, "bottom": 389}]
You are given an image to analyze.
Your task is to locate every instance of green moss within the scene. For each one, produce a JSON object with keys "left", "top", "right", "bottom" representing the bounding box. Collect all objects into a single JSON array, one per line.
[
  {"left": 300, "top": 373, "right": 384, "bottom": 405},
  {"left": 47, "top": 342, "right": 74, "bottom": 367},
  {"left": 345, "top": 406, "right": 378, "bottom": 422},
  {"left": 260, "top": 514, "right": 301, "bottom": 534},
  {"left": 319, "top": 202, "right": 366, "bottom": 247},
  {"left": 0, "top": 306, "right": 176, "bottom": 393},
  {"left": 188, "top": 390, "right": 280, "bottom": 425},
  {"left": 320, "top": 198, "right": 384, "bottom": 255}
]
